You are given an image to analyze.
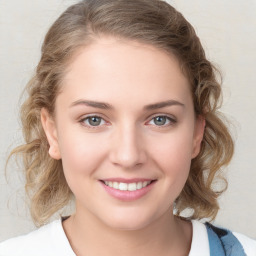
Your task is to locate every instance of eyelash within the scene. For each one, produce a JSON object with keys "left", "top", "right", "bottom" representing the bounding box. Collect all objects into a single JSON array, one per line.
[{"left": 79, "top": 114, "right": 177, "bottom": 130}]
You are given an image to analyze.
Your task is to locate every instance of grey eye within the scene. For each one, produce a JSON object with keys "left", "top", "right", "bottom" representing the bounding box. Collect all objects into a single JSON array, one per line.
[
  {"left": 153, "top": 116, "right": 168, "bottom": 126},
  {"left": 87, "top": 116, "right": 102, "bottom": 126}
]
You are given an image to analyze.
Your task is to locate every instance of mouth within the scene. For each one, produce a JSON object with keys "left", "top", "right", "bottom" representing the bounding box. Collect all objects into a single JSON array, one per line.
[
  {"left": 100, "top": 180, "right": 156, "bottom": 192},
  {"left": 99, "top": 179, "right": 157, "bottom": 201}
]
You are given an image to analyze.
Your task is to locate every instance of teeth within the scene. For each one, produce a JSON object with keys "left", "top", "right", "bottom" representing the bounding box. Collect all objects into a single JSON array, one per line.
[
  {"left": 119, "top": 183, "right": 128, "bottom": 191},
  {"left": 113, "top": 182, "right": 119, "bottom": 189},
  {"left": 143, "top": 181, "right": 148, "bottom": 187},
  {"left": 128, "top": 183, "right": 136, "bottom": 191},
  {"left": 104, "top": 180, "right": 152, "bottom": 191},
  {"left": 137, "top": 182, "right": 142, "bottom": 190}
]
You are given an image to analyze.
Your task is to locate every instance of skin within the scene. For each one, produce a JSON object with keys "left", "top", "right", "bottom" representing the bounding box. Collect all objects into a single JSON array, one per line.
[{"left": 41, "top": 37, "right": 205, "bottom": 256}]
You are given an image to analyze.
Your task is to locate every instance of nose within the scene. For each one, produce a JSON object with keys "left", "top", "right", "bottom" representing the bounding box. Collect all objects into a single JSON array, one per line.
[{"left": 109, "top": 123, "right": 147, "bottom": 169}]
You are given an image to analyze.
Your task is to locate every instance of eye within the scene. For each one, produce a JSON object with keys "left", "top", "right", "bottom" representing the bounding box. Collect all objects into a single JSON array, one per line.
[
  {"left": 80, "top": 115, "right": 107, "bottom": 128},
  {"left": 148, "top": 115, "right": 176, "bottom": 127}
]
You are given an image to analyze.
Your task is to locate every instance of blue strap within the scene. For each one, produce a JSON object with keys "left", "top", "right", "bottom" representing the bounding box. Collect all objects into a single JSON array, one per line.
[{"left": 206, "top": 223, "right": 246, "bottom": 256}]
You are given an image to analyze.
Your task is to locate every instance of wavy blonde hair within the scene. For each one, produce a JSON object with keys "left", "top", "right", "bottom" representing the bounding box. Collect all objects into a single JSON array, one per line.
[{"left": 8, "top": 0, "right": 234, "bottom": 226}]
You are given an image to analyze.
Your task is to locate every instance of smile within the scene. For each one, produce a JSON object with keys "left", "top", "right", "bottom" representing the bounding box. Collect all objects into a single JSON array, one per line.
[
  {"left": 100, "top": 179, "right": 157, "bottom": 201},
  {"left": 103, "top": 180, "right": 152, "bottom": 191}
]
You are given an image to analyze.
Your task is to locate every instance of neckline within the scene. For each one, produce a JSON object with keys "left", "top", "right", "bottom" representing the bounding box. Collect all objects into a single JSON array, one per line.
[
  {"left": 54, "top": 217, "right": 76, "bottom": 255},
  {"left": 58, "top": 217, "right": 209, "bottom": 256},
  {"left": 188, "top": 220, "right": 210, "bottom": 256}
]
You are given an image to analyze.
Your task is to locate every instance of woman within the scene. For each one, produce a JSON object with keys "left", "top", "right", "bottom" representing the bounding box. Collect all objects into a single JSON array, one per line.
[{"left": 0, "top": 0, "right": 255, "bottom": 255}]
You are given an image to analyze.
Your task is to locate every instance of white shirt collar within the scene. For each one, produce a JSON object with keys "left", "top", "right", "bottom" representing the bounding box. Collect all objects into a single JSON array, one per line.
[{"left": 189, "top": 220, "right": 210, "bottom": 256}]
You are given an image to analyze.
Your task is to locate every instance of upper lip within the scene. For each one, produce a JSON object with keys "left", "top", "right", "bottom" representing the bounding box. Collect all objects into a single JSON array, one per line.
[{"left": 100, "top": 178, "right": 156, "bottom": 183}]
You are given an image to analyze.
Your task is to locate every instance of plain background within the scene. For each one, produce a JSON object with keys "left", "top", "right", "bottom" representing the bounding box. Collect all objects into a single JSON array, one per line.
[{"left": 0, "top": 0, "right": 255, "bottom": 241}]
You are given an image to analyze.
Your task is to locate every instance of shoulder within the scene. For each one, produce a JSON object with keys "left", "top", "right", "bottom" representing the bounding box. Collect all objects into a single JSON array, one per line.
[
  {"left": 189, "top": 220, "right": 256, "bottom": 256},
  {"left": 0, "top": 219, "right": 75, "bottom": 256},
  {"left": 233, "top": 231, "right": 256, "bottom": 256},
  {"left": 205, "top": 222, "right": 256, "bottom": 256}
]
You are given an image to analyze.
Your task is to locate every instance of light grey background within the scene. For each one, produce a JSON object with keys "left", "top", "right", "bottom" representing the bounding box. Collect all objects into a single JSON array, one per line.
[{"left": 0, "top": 0, "right": 255, "bottom": 241}]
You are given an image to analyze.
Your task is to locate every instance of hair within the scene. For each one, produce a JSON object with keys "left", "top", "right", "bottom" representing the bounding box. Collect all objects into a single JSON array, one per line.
[{"left": 8, "top": 0, "right": 234, "bottom": 226}]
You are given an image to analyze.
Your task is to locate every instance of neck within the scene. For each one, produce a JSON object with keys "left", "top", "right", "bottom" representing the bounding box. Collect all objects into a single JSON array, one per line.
[{"left": 63, "top": 206, "right": 192, "bottom": 256}]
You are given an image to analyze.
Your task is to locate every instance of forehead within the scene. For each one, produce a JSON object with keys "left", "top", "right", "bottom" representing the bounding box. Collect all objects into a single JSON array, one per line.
[{"left": 60, "top": 37, "right": 191, "bottom": 109}]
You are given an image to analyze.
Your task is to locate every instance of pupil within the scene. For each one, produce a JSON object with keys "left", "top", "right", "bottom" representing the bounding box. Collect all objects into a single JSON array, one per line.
[
  {"left": 155, "top": 116, "right": 166, "bottom": 125},
  {"left": 89, "top": 117, "right": 101, "bottom": 126}
]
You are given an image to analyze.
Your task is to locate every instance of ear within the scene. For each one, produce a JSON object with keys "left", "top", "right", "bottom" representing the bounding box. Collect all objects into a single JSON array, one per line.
[
  {"left": 191, "top": 115, "right": 205, "bottom": 159},
  {"left": 41, "top": 108, "right": 61, "bottom": 160}
]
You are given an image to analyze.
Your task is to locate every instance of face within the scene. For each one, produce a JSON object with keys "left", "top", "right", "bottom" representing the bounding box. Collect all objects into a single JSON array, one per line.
[{"left": 41, "top": 37, "right": 204, "bottom": 230}]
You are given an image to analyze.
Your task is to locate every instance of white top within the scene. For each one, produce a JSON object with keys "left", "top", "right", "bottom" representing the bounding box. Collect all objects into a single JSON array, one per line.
[
  {"left": 0, "top": 219, "right": 255, "bottom": 256},
  {"left": 189, "top": 220, "right": 210, "bottom": 256}
]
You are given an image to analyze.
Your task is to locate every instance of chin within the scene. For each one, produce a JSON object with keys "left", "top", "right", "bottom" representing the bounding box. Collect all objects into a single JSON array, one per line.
[
  {"left": 101, "top": 209, "right": 158, "bottom": 231},
  {"left": 107, "top": 219, "right": 151, "bottom": 231}
]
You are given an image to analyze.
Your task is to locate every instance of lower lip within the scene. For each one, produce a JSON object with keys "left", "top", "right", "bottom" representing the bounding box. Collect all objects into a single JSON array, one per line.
[{"left": 100, "top": 181, "right": 156, "bottom": 201}]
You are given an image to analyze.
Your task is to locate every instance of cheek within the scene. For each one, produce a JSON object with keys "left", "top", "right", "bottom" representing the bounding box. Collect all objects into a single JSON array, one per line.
[
  {"left": 57, "top": 127, "right": 107, "bottom": 180},
  {"left": 150, "top": 127, "right": 194, "bottom": 178}
]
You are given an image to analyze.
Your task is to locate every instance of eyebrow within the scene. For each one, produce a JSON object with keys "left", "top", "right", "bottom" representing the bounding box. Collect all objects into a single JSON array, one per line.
[
  {"left": 69, "top": 99, "right": 184, "bottom": 110},
  {"left": 144, "top": 100, "right": 184, "bottom": 110}
]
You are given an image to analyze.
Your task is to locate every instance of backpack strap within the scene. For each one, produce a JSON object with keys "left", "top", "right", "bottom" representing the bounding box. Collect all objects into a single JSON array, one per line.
[{"left": 206, "top": 222, "right": 246, "bottom": 256}]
